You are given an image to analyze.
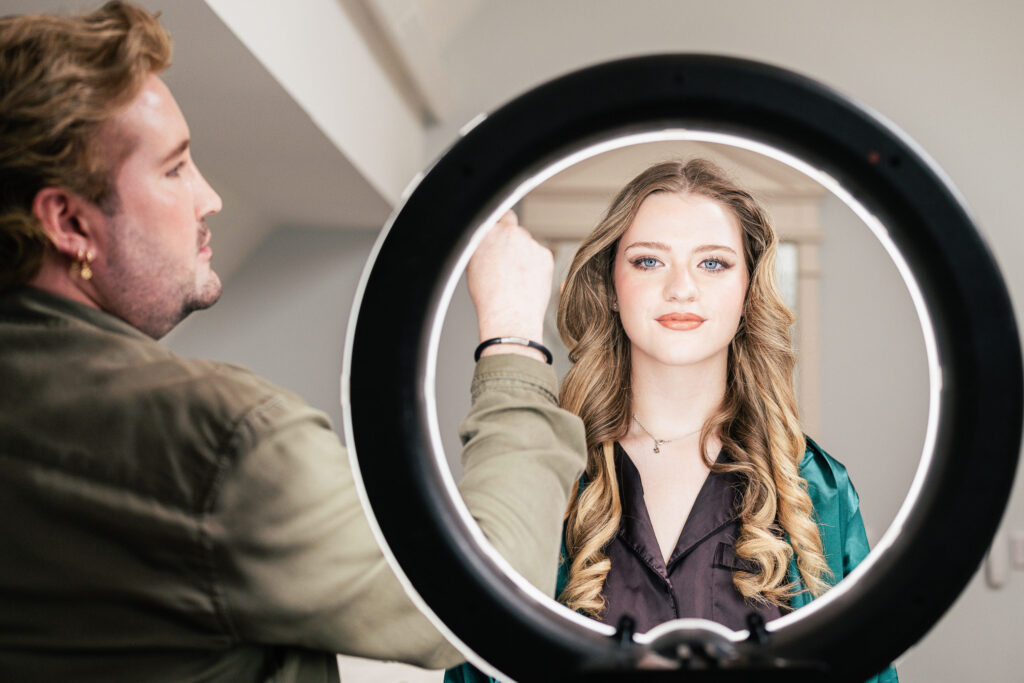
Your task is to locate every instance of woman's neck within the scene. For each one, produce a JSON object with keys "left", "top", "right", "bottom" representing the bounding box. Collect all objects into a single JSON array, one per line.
[
  {"left": 628, "top": 353, "right": 728, "bottom": 442},
  {"left": 624, "top": 353, "right": 729, "bottom": 561}
]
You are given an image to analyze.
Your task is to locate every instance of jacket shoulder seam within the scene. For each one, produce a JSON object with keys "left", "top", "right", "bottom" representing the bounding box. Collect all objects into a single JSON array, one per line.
[{"left": 198, "top": 392, "right": 289, "bottom": 642}]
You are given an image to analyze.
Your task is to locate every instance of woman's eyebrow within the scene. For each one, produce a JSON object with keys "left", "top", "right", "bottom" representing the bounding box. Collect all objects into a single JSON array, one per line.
[
  {"left": 694, "top": 244, "right": 739, "bottom": 255},
  {"left": 622, "top": 240, "right": 670, "bottom": 252},
  {"left": 622, "top": 241, "right": 739, "bottom": 255}
]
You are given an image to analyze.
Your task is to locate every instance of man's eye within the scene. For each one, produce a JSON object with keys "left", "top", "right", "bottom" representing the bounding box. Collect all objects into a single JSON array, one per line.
[{"left": 167, "top": 162, "right": 185, "bottom": 177}]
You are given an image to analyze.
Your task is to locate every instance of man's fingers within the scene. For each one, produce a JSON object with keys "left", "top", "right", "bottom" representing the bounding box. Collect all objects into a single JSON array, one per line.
[{"left": 496, "top": 209, "right": 518, "bottom": 228}]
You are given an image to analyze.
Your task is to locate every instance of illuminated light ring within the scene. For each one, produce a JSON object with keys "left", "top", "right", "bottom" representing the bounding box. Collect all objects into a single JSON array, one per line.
[{"left": 343, "top": 55, "right": 1022, "bottom": 682}]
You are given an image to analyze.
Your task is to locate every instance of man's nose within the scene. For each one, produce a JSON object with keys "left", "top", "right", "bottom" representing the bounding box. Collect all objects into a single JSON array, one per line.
[{"left": 194, "top": 166, "right": 222, "bottom": 218}]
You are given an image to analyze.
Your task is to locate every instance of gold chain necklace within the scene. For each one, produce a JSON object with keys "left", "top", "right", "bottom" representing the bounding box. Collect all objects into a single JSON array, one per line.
[{"left": 632, "top": 414, "right": 701, "bottom": 454}]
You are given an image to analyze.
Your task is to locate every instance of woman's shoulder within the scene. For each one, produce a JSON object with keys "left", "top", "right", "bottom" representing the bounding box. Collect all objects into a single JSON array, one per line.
[
  {"left": 800, "top": 435, "right": 853, "bottom": 488},
  {"left": 799, "top": 435, "right": 862, "bottom": 518}
]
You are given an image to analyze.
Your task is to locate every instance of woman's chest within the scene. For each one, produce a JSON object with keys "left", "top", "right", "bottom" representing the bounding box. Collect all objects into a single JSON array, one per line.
[
  {"left": 601, "top": 515, "right": 785, "bottom": 633},
  {"left": 631, "top": 454, "right": 711, "bottom": 562},
  {"left": 601, "top": 444, "right": 785, "bottom": 633}
]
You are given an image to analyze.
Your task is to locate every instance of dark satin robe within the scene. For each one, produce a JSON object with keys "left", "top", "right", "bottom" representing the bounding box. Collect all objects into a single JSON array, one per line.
[{"left": 599, "top": 442, "right": 785, "bottom": 633}]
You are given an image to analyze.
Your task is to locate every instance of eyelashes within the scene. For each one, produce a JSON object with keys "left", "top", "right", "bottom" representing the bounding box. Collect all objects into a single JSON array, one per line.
[
  {"left": 628, "top": 256, "right": 734, "bottom": 272},
  {"left": 700, "top": 257, "right": 733, "bottom": 272},
  {"left": 631, "top": 256, "right": 661, "bottom": 270}
]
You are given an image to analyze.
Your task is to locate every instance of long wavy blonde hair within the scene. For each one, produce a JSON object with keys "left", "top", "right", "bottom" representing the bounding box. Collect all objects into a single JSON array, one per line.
[{"left": 557, "top": 158, "right": 830, "bottom": 617}]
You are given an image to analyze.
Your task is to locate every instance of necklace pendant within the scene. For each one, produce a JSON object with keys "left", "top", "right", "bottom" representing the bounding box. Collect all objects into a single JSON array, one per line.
[{"left": 653, "top": 440, "right": 664, "bottom": 454}]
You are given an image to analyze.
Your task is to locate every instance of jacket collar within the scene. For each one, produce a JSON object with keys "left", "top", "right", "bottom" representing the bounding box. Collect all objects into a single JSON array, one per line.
[{"left": 0, "top": 286, "right": 153, "bottom": 342}]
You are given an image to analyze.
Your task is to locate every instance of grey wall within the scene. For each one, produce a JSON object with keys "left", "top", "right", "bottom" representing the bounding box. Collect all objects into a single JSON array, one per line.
[
  {"left": 169, "top": 2, "right": 1024, "bottom": 678},
  {"left": 421, "top": 4, "right": 1024, "bottom": 679},
  {"left": 817, "top": 194, "right": 929, "bottom": 548},
  {"left": 7, "top": 1, "right": 1015, "bottom": 680},
  {"left": 162, "top": 182, "right": 998, "bottom": 683},
  {"left": 165, "top": 227, "right": 378, "bottom": 434},
  {"left": 435, "top": 278, "right": 478, "bottom": 480}
]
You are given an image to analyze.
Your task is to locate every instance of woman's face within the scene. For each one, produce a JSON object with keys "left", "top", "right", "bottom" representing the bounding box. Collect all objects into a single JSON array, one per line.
[{"left": 612, "top": 192, "right": 749, "bottom": 371}]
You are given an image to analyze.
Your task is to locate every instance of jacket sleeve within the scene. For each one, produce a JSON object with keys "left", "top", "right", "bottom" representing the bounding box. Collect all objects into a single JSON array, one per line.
[
  {"left": 457, "top": 355, "right": 587, "bottom": 597},
  {"left": 205, "top": 353, "right": 585, "bottom": 669}
]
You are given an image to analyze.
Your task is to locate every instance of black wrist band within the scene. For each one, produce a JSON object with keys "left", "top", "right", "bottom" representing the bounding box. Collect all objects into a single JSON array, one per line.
[{"left": 474, "top": 337, "right": 553, "bottom": 364}]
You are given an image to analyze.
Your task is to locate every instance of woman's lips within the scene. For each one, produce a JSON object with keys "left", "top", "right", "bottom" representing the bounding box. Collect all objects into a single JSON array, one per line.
[{"left": 656, "top": 312, "right": 705, "bottom": 331}]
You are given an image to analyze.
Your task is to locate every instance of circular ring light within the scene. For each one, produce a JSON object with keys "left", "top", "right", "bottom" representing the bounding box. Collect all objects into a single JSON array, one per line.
[{"left": 344, "top": 55, "right": 1022, "bottom": 681}]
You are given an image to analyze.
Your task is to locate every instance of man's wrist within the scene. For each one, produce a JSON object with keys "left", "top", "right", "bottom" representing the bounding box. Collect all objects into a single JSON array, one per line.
[{"left": 477, "top": 338, "right": 550, "bottom": 364}]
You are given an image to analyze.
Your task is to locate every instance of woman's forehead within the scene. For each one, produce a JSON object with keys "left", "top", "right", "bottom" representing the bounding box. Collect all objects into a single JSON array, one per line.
[{"left": 620, "top": 193, "right": 743, "bottom": 250}]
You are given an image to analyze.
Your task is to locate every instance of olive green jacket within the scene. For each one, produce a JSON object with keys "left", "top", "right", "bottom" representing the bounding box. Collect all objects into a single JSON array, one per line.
[{"left": 0, "top": 287, "right": 586, "bottom": 682}]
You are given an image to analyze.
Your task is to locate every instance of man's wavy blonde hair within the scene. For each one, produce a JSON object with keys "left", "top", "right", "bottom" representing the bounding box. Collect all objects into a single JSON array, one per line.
[
  {"left": 0, "top": 1, "right": 171, "bottom": 290},
  {"left": 557, "top": 158, "right": 831, "bottom": 617}
]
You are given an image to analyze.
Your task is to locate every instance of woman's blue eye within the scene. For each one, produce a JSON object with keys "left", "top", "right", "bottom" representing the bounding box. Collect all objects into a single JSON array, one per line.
[
  {"left": 702, "top": 258, "right": 727, "bottom": 271},
  {"left": 635, "top": 257, "right": 659, "bottom": 269}
]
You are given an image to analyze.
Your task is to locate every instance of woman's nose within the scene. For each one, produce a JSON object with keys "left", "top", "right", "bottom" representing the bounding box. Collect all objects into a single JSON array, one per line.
[{"left": 664, "top": 266, "right": 698, "bottom": 302}]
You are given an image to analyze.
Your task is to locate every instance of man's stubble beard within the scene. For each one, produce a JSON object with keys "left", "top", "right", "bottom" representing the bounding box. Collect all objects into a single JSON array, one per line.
[
  {"left": 103, "top": 222, "right": 223, "bottom": 339},
  {"left": 178, "top": 269, "right": 222, "bottom": 325}
]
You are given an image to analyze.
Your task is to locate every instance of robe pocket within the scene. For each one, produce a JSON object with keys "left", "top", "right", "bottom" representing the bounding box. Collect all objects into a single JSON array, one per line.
[
  {"left": 710, "top": 542, "right": 760, "bottom": 629},
  {"left": 712, "top": 542, "right": 760, "bottom": 573}
]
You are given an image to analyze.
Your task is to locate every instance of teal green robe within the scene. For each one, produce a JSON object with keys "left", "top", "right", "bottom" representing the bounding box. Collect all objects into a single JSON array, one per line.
[{"left": 447, "top": 437, "right": 897, "bottom": 682}]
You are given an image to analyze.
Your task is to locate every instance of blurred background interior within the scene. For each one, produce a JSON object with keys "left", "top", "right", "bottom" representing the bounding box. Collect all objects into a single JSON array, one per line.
[{"left": 3, "top": 1, "right": 1021, "bottom": 681}]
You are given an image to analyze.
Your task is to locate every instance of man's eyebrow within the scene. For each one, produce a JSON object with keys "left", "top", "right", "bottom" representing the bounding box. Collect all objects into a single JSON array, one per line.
[
  {"left": 160, "top": 139, "right": 190, "bottom": 165},
  {"left": 622, "top": 240, "right": 670, "bottom": 252}
]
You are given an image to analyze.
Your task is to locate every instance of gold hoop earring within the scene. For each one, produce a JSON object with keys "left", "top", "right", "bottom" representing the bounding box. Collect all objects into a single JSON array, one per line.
[{"left": 71, "top": 249, "right": 94, "bottom": 281}]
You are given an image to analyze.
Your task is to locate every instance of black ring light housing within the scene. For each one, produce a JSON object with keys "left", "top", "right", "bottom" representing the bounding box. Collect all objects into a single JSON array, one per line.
[{"left": 344, "top": 55, "right": 1022, "bottom": 681}]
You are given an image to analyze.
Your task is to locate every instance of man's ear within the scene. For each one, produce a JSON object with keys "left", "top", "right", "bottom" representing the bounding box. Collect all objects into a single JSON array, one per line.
[{"left": 31, "top": 187, "right": 101, "bottom": 258}]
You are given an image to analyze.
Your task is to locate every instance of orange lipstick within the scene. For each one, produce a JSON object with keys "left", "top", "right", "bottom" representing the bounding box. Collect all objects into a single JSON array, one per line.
[{"left": 656, "top": 312, "right": 705, "bottom": 331}]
